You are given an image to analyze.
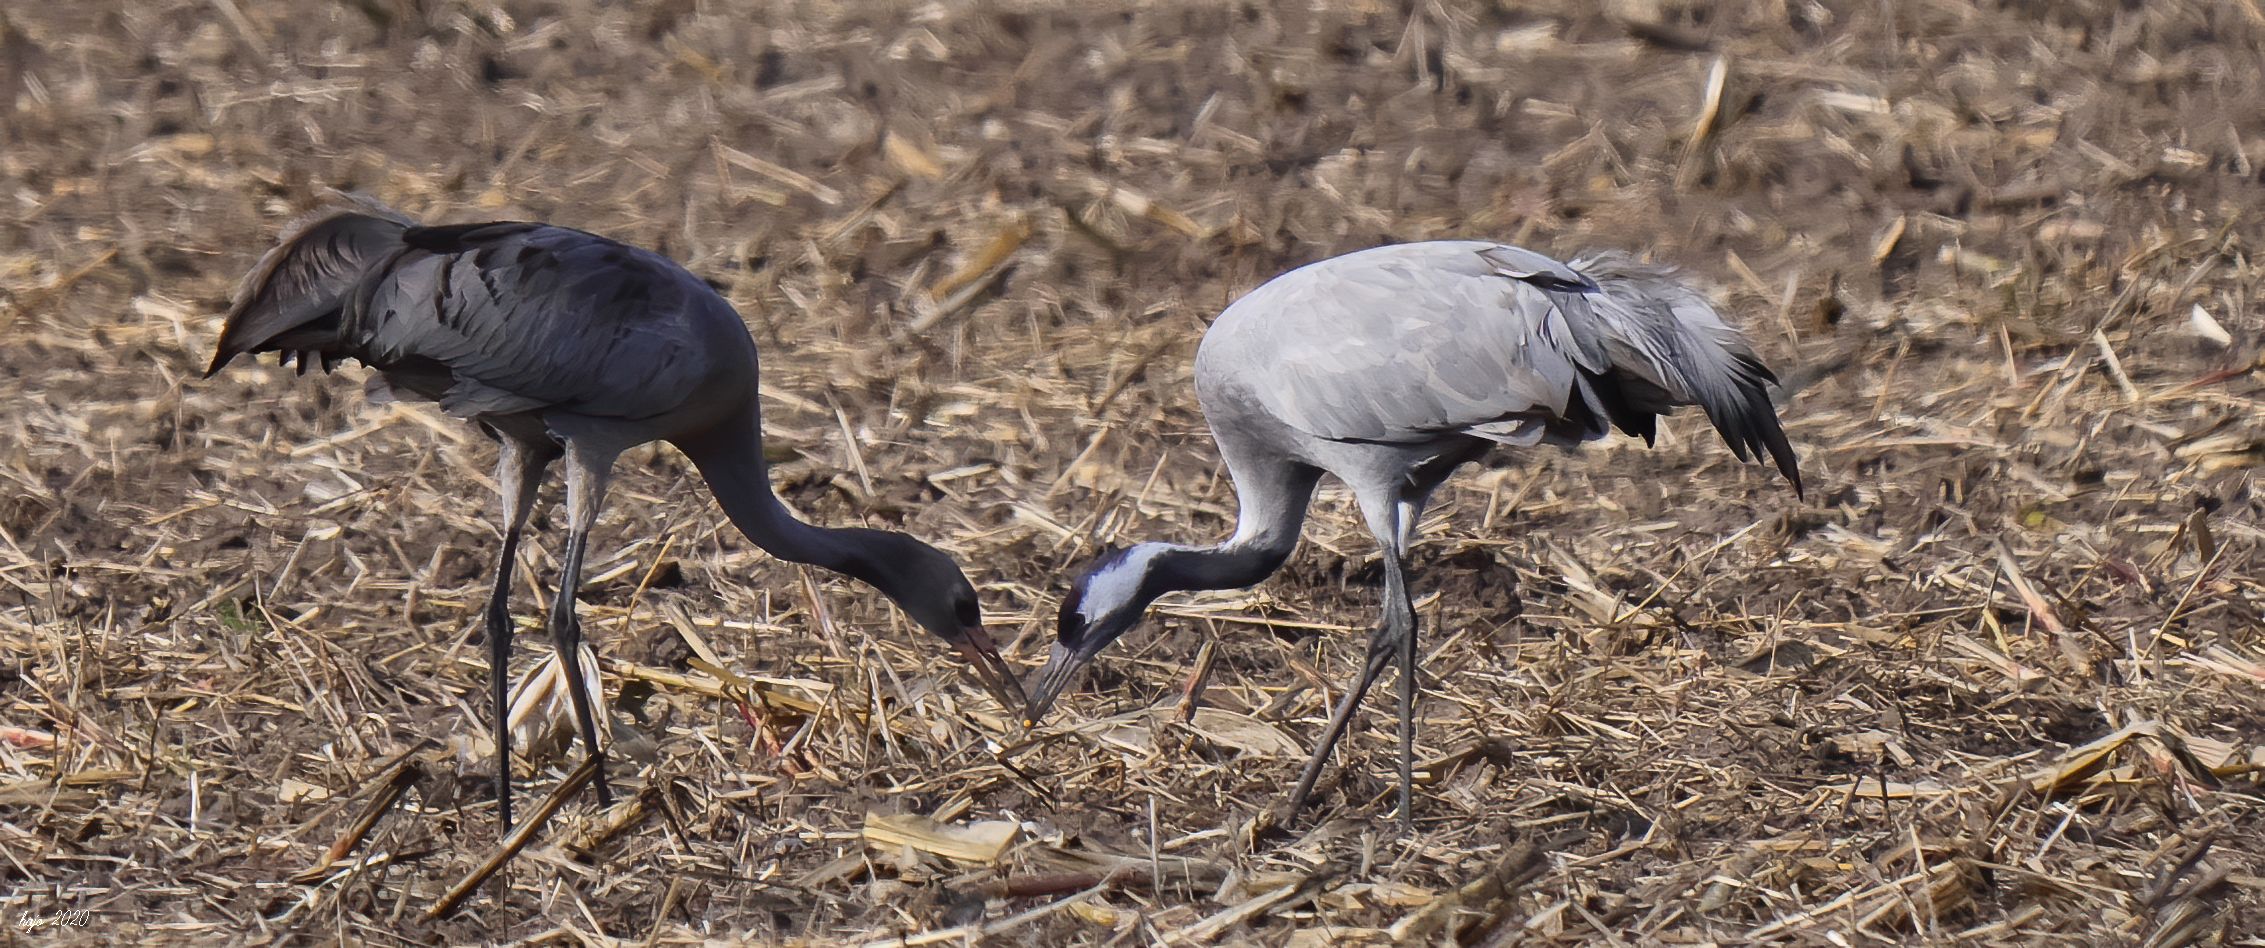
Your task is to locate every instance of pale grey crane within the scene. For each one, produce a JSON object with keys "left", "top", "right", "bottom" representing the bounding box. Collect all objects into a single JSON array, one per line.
[
  {"left": 1024, "top": 241, "right": 1800, "bottom": 829},
  {"left": 207, "top": 202, "right": 1024, "bottom": 829}
]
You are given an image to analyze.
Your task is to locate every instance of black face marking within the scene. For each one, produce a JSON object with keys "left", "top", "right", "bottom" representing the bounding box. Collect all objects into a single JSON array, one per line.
[{"left": 1056, "top": 587, "right": 1088, "bottom": 643}]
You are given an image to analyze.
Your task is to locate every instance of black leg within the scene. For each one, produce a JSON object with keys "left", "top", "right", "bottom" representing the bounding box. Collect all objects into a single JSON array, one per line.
[
  {"left": 1283, "top": 613, "right": 1398, "bottom": 819},
  {"left": 1280, "top": 522, "right": 1422, "bottom": 830},
  {"left": 546, "top": 537, "right": 612, "bottom": 808},
  {"left": 487, "top": 439, "right": 552, "bottom": 830},
  {"left": 1385, "top": 552, "right": 1417, "bottom": 832},
  {"left": 552, "top": 444, "right": 617, "bottom": 809},
  {"left": 486, "top": 528, "right": 522, "bottom": 829}
]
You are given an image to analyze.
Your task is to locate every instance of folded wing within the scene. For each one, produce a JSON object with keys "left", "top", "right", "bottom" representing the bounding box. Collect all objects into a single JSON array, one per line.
[
  {"left": 212, "top": 210, "right": 721, "bottom": 424},
  {"left": 1209, "top": 241, "right": 1800, "bottom": 492}
]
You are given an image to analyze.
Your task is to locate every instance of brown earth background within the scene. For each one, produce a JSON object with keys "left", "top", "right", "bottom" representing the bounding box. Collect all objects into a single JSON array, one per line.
[{"left": 3, "top": 0, "right": 2263, "bottom": 944}]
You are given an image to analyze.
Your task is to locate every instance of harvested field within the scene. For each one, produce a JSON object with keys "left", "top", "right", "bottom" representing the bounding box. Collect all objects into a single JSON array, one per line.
[{"left": 5, "top": 0, "right": 2265, "bottom": 943}]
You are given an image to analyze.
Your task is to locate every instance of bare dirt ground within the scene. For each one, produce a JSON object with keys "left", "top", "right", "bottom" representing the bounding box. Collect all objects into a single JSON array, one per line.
[{"left": 4, "top": 0, "right": 2264, "bottom": 944}]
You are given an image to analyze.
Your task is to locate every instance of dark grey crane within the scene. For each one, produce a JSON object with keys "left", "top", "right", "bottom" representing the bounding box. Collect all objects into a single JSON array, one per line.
[
  {"left": 1024, "top": 241, "right": 1800, "bottom": 829},
  {"left": 207, "top": 202, "right": 1024, "bottom": 828}
]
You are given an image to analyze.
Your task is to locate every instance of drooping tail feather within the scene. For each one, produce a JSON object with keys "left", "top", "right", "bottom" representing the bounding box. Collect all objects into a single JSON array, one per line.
[
  {"left": 1569, "top": 251, "right": 1803, "bottom": 496},
  {"left": 205, "top": 202, "right": 413, "bottom": 376}
]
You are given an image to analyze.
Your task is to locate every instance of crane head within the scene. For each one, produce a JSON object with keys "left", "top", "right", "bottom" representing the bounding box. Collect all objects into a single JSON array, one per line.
[
  {"left": 1024, "top": 544, "right": 1166, "bottom": 725},
  {"left": 852, "top": 531, "right": 1025, "bottom": 709}
]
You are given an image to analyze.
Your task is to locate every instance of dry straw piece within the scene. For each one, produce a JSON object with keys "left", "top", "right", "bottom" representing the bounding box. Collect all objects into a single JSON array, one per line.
[{"left": 3, "top": 0, "right": 2264, "bottom": 944}]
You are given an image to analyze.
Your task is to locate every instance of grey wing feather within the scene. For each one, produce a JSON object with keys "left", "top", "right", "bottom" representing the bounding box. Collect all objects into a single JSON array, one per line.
[
  {"left": 207, "top": 204, "right": 411, "bottom": 375},
  {"left": 1208, "top": 242, "right": 1605, "bottom": 444},
  {"left": 439, "top": 378, "right": 552, "bottom": 417},
  {"left": 1203, "top": 241, "right": 1799, "bottom": 491},
  {"left": 346, "top": 225, "right": 714, "bottom": 421},
  {"left": 1475, "top": 244, "right": 1596, "bottom": 291},
  {"left": 1569, "top": 251, "right": 1799, "bottom": 490}
]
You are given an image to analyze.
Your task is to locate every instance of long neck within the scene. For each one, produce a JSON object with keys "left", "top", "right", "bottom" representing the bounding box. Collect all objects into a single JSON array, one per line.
[
  {"left": 672, "top": 405, "right": 878, "bottom": 584},
  {"left": 1145, "top": 458, "right": 1320, "bottom": 597}
]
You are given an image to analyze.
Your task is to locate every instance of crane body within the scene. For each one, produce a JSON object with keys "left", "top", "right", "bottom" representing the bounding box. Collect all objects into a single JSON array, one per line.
[
  {"left": 210, "top": 203, "right": 1021, "bottom": 828},
  {"left": 1028, "top": 240, "right": 1800, "bottom": 828}
]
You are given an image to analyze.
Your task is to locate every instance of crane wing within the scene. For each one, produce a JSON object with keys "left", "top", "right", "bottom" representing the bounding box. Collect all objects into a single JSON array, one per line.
[
  {"left": 344, "top": 223, "right": 718, "bottom": 422},
  {"left": 207, "top": 206, "right": 411, "bottom": 375},
  {"left": 1205, "top": 241, "right": 1798, "bottom": 490},
  {"left": 1563, "top": 250, "right": 1799, "bottom": 490}
]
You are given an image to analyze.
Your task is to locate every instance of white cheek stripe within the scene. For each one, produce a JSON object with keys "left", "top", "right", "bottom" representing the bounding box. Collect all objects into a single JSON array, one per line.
[{"left": 1078, "top": 545, "right": 1165, "bottom": 622}]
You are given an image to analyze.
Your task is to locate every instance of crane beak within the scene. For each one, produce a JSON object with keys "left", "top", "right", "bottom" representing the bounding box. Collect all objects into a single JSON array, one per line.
[
  {"left": 1021, "top": 642, "right": 1086, "bottom": 727},
  {"left": 952, "top": 628, "right": 1027, "bottom": 710}
]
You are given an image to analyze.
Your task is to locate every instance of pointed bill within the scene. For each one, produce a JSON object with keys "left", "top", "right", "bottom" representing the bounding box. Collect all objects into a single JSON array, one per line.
[
  {"left": 953, "top": 626, "right": 1026, "bottom": 710},
  {"left": 1022, "top": 642, "right": 1087, "bottom": 726}
]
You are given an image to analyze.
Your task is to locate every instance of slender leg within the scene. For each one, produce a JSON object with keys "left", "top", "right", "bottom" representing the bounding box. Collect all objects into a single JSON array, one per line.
[
  {"left": 1384, "top": 550, "right": 1418, "bottom": 832},
  {"left": 1280, "top": 495, "right": 1424, "bottom": 829},
  {"left": 552, "top": 441, "right": 620, "bottom": 809},
  {"left": 1282, "top": 622, "right": 1397, "bottom": 818},
  {"left": 487, "top": 437, "right": 555, "bottom": 830},
  {"left": 1387, "top": 493, "right": 1430, "bottom": 831}
]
